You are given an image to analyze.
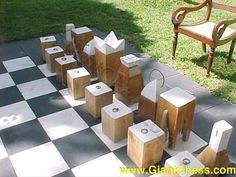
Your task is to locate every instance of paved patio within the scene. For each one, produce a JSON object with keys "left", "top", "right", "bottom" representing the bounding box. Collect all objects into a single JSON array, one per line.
[{"left": 0, "top": 28, "right": 235, "bottom": 177}]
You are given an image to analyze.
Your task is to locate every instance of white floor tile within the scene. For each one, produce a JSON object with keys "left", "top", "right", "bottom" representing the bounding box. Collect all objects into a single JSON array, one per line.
[
  {"left": 10, "top": 142, "right": 69, "bottom": 177},
  {"left": 17, "top": 78, "right": 57, "bottom": 99},
  {"left": 91, "top": 123, "right": 127, "bottom": 151},
  {"left": 72, "top": 152, "right": 134, "bottom": 177},
  {"left": 39, "top": 108, "right": 89, "bottom": 140},
  {"left": 113, "top": 94, "right": 138, "bottom": 111},
  {"left": 0, "top": 73, "right": 15, "bottom": 89},
  {"left": 0, "top": 138, "right": 8, "bottom": 160},
  {"left": 3, "top": 56, "right": 35, "bottom": 72},
  {"left": 59, "top": 88, "right": 86, "bottom": 107},
  {"left": 0, "top": 101, "right": 36, "bottom": 130},
  {"left": 38, "top": 64, "right": 56, "bottom": 77},
  {"left": 164, "top": 131, "right": 207, "bottom": 156}
]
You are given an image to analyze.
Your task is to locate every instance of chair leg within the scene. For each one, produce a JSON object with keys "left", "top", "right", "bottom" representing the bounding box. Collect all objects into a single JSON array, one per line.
[
  {"left": 228, "top": 39, "right": 236, "bottom": 64},
  {"left": 202, "top": 43, "right": 206, "bottom": 53},
  {"left": 172, "top": 32, "right": 178, "bottom": 59},
  {"left": 207, "top": 48, "right": 215, "bottom": 77}
]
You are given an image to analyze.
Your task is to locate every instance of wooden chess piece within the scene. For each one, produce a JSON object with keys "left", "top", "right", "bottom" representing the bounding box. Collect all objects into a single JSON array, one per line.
[
  {"left": 164, "top": 151, "right": 204, "bottom": 177},
  {"left": 71, "top": 27, "right": 93, "bottom": 57},
  {"left": 115, "top": 54, "right": 144, "bottom": 105},
  {"left": 102, "top": 100, "right": 133, "bottom": 142},
  {"left": 127, "top": 120, "right": 165, "bottom": 168},
  {"left": 85, "top": 82, "right": 113, "bottom": 118},
  {"left": 137, "top": 79, "right": 169, "bottom": 122},
  {"left": 197, "top": 120, "right": 233, "bottom": 177},
  {"left": 94, "top": 31, "right": 125, "bottom": 86},
  {"left": 40, "top": 36, "right": 56, "bottom": 61},
  {"left": 156, "top": 87, "right": 196, "bottom": 149}
]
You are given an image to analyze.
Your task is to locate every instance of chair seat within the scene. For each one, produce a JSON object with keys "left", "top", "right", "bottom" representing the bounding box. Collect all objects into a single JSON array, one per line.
[{"left": 179, "top": 22, "right": 235, "bottom": 44}]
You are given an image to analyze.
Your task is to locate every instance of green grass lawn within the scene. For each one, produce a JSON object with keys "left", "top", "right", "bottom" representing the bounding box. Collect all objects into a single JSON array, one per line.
[{"left": 0, "top": 0, "right": 235, "bottom": 104}]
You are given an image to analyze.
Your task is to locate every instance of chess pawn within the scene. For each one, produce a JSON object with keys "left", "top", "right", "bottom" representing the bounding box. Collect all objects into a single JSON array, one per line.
[
  {"left": 40, "top": 36, "right": 56, "bottom": 61},
  {"left": 127, "top": 120, "right": 165, "bottom": 168},
  {"left": 197, "top": 120, "right": 233, "bottom": 177},
  {"left": 164, "top": 151, "right": 204, "bottom": 177}
]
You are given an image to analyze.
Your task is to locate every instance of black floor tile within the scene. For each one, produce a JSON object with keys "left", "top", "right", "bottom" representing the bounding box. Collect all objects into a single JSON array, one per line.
[
  {"left": 27, "top": 92, "right": 71, "bottom": 118},
  {"left": 192, "top": 87, "right": 224, "bottom": 113},
  {"left": 17, "top": 38, "right": 44, "bottom": 65},
  {"left": 0, "top": 158, "right": 17, "bottom": 177},
  {"left": 48, "top": 76, "right": 67, "bottom": 90},
  {"left": 73, "top": 104, "right": 101, "bottom": 127},
  {"left": 0, "top": 119, "right": 50, "bottom": 155},
  {"left": 165, "top": 74, "right": 202, "bottom": 91},
  {"left": 54, "top": 33, "right": 65, "bottom": 48},
  {"left": 0, "top": 42, "right": 25, "bottom": 61},
  {"left": 10, "top": 67, "right": 45, "bottom": 84},
  {"left": 53, "top": 170, "right": 75, "bottom": 177},
  {"left": 0, "top": 62, "right": 7, "bottom": 74},
  {"left": 54, "top": 128, "right": 110, "bottom": 168},
  {"left": 0, "top": 86, "right": 24, "bottom": 107}
]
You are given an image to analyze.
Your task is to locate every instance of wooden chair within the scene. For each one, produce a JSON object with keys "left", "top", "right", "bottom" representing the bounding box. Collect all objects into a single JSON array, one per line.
[{"left": 172, "top": 0, "right": 236, "bottom": 77}]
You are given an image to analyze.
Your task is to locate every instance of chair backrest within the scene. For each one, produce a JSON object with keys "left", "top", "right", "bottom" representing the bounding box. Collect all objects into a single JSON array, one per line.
[{"left": 212, "top": 1, "right": 236, "bottom": 14}]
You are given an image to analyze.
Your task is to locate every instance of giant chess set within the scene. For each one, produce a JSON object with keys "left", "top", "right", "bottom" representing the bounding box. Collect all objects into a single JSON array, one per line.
[{"left": 0, "top": 24, "right": 234, "bottom": 177}]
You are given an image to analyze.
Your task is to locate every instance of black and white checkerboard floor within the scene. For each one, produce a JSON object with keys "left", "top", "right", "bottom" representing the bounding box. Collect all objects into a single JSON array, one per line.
[{"left": 0, "top": 31, "right": 235, "bottom": 177}]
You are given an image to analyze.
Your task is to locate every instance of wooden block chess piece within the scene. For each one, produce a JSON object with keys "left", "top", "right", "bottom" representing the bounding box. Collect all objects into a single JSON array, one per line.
[
  {"left": 67, "top": 67, "right": 90, "bottom": 99},
  {"left": 94, "top": 31, "right": 125, "bottom": 86},
  {"left": 115, "top": 54, "right": 144, "bottom": 105},
  {"left": 127, "top": 120, "right": 165, "bottom": 168},
  {"left": 197, "top": 120, "right": 233, "bottom": 177},
  {"left": 164, "top": 151, "right": 204, "bottom": 177},
  {"left": 64, "top": 24, "right": 75, "bottom": 55},
  {"left": 137, "top": 79, "right": 169, "bottom": 122},
  {"left": 71, "top": 27, "right": 93, "bottom": 57},
  {"left": 85, "top": 82, "right": 113, "bottom": 118},
  {"left": 156, "top": 87, "right": 196, "bottom": 149},
  {"left": 40, "top": 36, "right": 56, "bottom": 61},
  {"left": 45, "top": 46, "right": 64, "bottom": 72},
  {"left": 55, "top": 55, "right": 77, "bottom": 85},
  {"left": 102, "top": 100, "right": 133, "bottom": 142},
  {"left": 80, "top": 39, "right": 97, "bottom": 77}
]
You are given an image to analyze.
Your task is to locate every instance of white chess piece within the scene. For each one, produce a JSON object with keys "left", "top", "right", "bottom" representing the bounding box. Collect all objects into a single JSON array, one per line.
[
  {"left": 66, "top": 24, "right": 75, "bottom": 42},
  {"left": 209, "top": 120, "right": 233, "bottom": 153}
]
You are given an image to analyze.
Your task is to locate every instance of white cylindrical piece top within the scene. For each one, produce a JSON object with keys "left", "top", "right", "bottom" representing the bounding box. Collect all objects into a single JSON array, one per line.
[{"left": 66, "top": 23, "right": 75, "bottom": 42}]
